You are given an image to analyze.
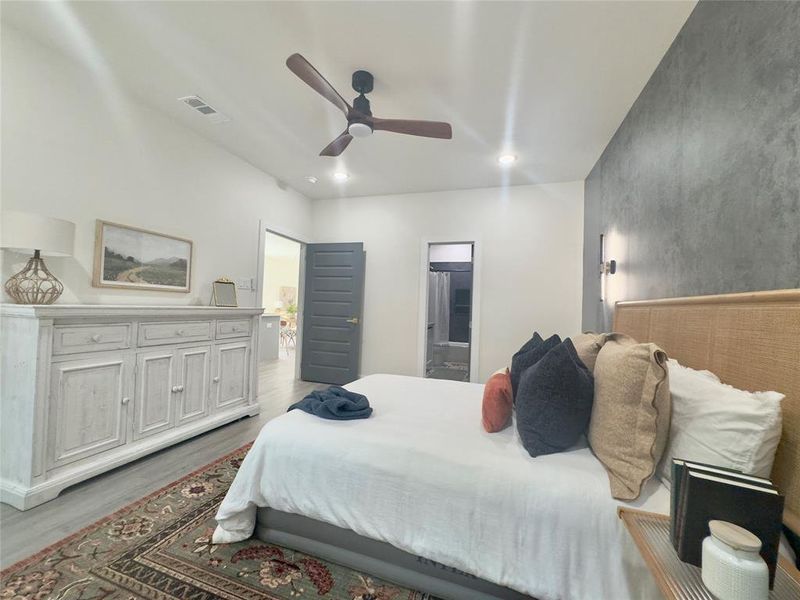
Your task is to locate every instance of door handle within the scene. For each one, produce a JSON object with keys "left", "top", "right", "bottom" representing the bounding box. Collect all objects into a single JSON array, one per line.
[
  {"left": 177, "top": 384, "right": 185, "bottom": 392},
  {"left": 121, "top": 397, "right": 130, "bottom": 405},
  {"left": 345, "top": 317, "right": 359, "bottom": 324},
  {"left": 213, "top": 376, "right": 220, "bottom": 383},
  {"left": 171, "top": 385, "right": 180, "bottom": 393}
]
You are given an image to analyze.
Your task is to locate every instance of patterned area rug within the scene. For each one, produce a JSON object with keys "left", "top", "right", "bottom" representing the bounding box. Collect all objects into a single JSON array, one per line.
[{"left": 0, "top": 445, "right": 430, "bottom": 600}]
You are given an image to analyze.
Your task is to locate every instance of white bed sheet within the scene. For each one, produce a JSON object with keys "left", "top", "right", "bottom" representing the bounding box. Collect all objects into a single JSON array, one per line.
[{"left": 214, "top": 374, "right": 670, "bottom": 600}]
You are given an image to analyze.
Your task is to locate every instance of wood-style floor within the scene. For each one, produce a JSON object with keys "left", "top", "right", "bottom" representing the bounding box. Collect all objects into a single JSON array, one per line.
[{"left": 0, "top": 350, "right": 324, "bottom": 569}]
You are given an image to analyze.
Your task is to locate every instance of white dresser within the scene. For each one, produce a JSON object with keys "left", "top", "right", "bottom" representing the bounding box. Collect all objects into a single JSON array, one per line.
[{"left": 0, "top": 304, "right": 263, "bottom": 510}]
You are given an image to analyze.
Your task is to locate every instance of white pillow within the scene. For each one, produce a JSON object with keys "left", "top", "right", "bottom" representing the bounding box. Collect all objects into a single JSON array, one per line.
[{"left": 657, "top": 359, "right": 784, "bottom": 488}]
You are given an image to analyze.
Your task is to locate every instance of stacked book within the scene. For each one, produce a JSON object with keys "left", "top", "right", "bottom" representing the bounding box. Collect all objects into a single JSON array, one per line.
[{"left": 670, "top": 458, "right": 784, "bottom": 588}]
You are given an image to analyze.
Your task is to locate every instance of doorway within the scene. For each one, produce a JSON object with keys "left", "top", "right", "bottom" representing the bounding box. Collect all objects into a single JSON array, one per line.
[
  {"left": 260, "top": 231, "right": 302, "bottom": 375},
  {"left": 424, "top": 243, "right": 474, "bottom": 382}
]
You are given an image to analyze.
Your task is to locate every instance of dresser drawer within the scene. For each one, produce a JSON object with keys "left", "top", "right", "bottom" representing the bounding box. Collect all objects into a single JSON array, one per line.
[
  {"left": 216, "top": 319, "right": 253, "bottom": 339},
  {"left": 52, "top": 323, "right": 132, "bottom": 355},
  {"left": 138, "top": 320, "right": 212, "bottom": 346}
]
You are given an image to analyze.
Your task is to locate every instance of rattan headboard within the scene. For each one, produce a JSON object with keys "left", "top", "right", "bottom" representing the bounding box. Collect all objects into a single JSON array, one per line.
[{"left": 613, "top": 289, "right": 800, "bottom": 531}]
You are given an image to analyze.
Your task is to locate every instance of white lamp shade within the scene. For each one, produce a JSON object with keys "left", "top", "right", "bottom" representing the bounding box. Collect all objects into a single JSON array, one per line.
[{"left": 1, "top": 211, "right": 75, "bottom": 257}]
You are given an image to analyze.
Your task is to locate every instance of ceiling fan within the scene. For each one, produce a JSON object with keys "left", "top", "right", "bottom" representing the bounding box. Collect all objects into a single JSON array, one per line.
[{"left": 286, "top": 53, "right": 453, "bottom": 157}]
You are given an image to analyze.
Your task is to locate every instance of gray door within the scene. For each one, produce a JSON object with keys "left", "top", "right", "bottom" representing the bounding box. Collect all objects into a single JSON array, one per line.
[{"left": 300, "top": 243, "right": 365, "bottom": 384}]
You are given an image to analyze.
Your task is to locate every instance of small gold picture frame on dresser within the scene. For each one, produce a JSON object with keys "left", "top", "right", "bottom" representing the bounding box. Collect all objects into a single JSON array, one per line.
[{"left": 211, "top": 278, "right": 238, "bottom": 307}]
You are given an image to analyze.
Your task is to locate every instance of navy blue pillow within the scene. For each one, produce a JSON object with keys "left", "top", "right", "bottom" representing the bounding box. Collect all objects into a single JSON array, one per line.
[
  {"left": 510, "top": 332, "right": 542, "bottom": 399},
  {"left": 516, "top": 332, "right": 543, "bottom": 356},
  {"left": 510, "top": 333, "right": 561, "bottom": 400},
  {"left": 515, "top": 339, "right": 594, "bottom": 457}
]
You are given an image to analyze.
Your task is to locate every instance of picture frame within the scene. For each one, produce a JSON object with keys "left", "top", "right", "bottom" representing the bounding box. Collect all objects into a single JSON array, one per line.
[
  {"left": 278, "top": 285, "right": 297, "bottom": 307},
  {"left": 93, "top": 220, "right": 192, "bottom": 292},
  {"left": 212, "top": 278, "right": 238, "bottom": 307}
]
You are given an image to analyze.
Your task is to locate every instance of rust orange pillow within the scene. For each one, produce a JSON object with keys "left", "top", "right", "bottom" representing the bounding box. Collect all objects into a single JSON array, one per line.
[{"left": 482, "top": 368, "right": 513, "bottom": 432}]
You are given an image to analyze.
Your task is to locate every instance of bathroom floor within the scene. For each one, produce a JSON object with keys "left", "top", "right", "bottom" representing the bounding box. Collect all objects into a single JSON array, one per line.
[{"left": 426, "top": 361, "right": 470, "bottom": 382}]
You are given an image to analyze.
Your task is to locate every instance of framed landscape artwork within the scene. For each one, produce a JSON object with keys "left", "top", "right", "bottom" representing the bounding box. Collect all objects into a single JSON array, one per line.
[
  {"left": 279, "top": 285, "right": 297, "bottom": 308},
  {"left": 93, "top": 220, "right": 192, "bottom": 292}
]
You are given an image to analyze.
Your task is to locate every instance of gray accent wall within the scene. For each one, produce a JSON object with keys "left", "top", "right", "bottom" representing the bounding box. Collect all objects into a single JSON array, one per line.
[{"left": 582, "top": 1, "right": 800, "bottom": 332}]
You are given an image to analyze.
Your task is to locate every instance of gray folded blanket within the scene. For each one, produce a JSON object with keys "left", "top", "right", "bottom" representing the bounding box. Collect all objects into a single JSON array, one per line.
[{"left": 288, "top": 386, "right": 373, "bottom": 420}]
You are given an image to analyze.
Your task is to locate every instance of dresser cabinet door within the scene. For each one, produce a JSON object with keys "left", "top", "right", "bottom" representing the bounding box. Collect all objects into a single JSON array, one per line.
[
  {"left": 49, "top": 355, "right": 132, "bottom": 468},
  {"left": 212, "top": 342, "right": 250, "bottom": 410},
  {"left": 133, "top": 349, "right": 176, "bottom": 440},
  {"left": 175, "top": 345, "right": 211, "bottom": 426}
]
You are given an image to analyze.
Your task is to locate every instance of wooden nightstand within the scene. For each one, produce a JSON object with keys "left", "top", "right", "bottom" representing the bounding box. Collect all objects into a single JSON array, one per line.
[{"left": 618, "top": 508, "right": 800, "bottom": 600}]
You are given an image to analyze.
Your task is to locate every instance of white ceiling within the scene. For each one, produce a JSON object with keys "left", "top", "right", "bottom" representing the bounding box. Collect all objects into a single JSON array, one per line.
[{"left": 1, "top": 1, "right": 695, "bottom": 200}]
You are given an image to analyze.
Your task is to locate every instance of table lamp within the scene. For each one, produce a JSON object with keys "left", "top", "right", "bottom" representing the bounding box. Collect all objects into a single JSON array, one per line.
[{"left": 1, "top": 211, "right": 75, "bottom": 304}]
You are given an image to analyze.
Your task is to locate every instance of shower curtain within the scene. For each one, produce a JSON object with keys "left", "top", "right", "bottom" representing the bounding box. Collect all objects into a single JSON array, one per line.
[{"left": 428, "top": 271, "right": 450, "bottom": 344}]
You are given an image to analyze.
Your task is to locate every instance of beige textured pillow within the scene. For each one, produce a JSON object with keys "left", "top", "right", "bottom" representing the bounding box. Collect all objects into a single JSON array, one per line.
[
  {"left": 589, "top": 334, "right": 671, "bottom": 500},
  {"left": 571, "top": 332, "right": 612, "bottom": 372}
]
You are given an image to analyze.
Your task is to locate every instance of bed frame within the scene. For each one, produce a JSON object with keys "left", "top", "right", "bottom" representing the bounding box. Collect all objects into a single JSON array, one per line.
[
  {"left": 255, "top": 508, "right": 529, "bottom": 600},
  {"left": 256, "top": 289, "right": 800, "bottom": 599}
]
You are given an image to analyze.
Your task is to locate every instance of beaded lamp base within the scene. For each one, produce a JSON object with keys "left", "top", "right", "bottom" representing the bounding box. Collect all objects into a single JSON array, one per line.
[{"left": 4, "top": 249, "right": 64, "bottom": 304}]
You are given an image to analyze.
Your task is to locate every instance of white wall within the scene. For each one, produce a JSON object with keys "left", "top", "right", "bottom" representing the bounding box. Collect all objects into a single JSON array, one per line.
[
  {"left": 312, "top": 182, "right": 584, "bottom": 382},
  {"left": 0, "top": 24, "right": 313, "bottom": 307}
]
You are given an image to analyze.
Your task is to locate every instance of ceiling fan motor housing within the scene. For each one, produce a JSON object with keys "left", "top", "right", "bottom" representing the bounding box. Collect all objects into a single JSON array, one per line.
[
  {"left": 353, "top": 94, "right": 372, "bottom": 116},
  {"left": 349, "top": 70, "right": 374, "bottom": 137}
]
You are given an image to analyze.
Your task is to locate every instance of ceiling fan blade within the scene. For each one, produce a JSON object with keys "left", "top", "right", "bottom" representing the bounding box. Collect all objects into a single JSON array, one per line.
[
  {"left": 320, "top": 130, "right": 353, "bottom": 156},
  {"left": 286, "top": 53, "right": 351, "bottom": 116},
  {"left": 372, "top": 118, "right": 452, "bottom": 139}
]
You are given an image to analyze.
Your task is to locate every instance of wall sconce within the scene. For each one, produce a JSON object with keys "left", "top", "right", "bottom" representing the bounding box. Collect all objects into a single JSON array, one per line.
[
  {"left": 601, "top": 259, "right": 617, "bottom": 275},
  {"left": 599, "top": 233, "right": 616, "bottom": 302},
  {"left": 599, "top": 233, "right": 617, "bottom": 275}
]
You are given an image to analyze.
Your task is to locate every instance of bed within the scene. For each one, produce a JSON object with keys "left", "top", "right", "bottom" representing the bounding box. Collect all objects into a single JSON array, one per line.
[{"left": 214, "top": 290, "right": 800, "bottom": 600}]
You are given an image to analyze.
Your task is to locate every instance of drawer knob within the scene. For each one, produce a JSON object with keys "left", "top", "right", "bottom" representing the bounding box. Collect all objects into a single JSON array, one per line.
[
  {"left": 176, "top": 329, "right": 185, "bottom": 336},
  {"left": 121, "top": 397, "right": 130, "bottom": 405},
  {"left": 177, "top": 384, "right": 185, "bottom": 392},
  {"left": 171, "top": 385, "right": 180, "bottom": 393},
  {"left": 91, "top": 334, "right": 102, "bottom": 343},
  {"left": 213, "top": 376, "right": 220, "bottom": 383}
]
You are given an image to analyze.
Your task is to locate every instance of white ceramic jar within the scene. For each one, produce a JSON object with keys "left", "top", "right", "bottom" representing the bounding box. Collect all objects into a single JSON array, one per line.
[{"left": 701, "top": 520, "right": 769, "bottom": 600}]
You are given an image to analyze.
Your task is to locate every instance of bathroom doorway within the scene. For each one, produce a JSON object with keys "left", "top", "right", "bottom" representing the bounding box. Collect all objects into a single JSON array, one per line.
[{"left": 424, "top": 242, "right": 474, "bottom": 382}]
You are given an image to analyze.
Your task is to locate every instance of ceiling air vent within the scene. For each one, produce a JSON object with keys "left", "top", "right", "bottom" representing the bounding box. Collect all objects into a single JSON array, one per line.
[{"left": 178, "top": 95, "right": 230, "bottom": 124}]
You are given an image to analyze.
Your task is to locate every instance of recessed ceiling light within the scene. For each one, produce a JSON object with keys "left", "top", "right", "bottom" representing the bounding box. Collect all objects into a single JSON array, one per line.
[
  {"left": 497, "top": 153, "right": 517, "bottom": 166},
  {"left": 305, "top": 176, "right": 318, "bottom": 184},
  {"left": 333, "top": 171, "right": 349, "bottom": 182}
]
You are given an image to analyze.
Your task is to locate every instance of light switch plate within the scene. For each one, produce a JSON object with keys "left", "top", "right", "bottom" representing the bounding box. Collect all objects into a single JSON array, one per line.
[{"left": 236, "top": 277, "right": 253, "bottom": 291}]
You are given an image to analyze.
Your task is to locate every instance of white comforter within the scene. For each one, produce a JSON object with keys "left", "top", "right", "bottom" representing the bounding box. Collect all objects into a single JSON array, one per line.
[{"left": 214, "top": 374, "right": 670, "bottom": 600}]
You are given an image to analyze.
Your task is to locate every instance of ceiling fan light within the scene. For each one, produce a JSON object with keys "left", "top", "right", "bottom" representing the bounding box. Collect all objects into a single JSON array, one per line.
[
  {"left": 333, "top": 171, "right": 349, "bottom": 182},
  {"left": 348, "top": 122, "right": 373, "bottom": 138}
]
